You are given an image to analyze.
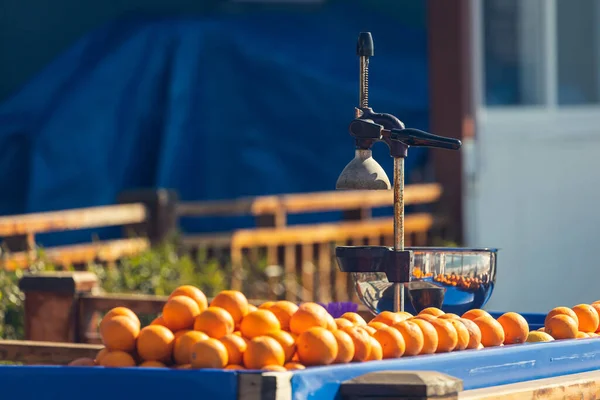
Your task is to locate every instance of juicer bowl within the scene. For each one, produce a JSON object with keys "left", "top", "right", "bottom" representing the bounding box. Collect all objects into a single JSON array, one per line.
[{"left": 340, "top": 247, "right": 497, "bottom": 316}]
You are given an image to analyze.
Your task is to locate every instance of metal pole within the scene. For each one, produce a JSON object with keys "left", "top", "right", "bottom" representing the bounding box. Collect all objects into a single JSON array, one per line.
[
  {"left": 393, "top": 157, "right": 405, "bottom": 312},
  {"left": 359, "top": 56, "right": 369, "bottom": 109}
]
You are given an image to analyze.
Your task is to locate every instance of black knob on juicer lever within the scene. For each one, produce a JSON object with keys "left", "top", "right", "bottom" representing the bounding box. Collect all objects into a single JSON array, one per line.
[
  {"left": 390, "top": 128, "right": 462, "bottom": 150},
  {"left": 357, "top": 32, "right": 374, "bottom": 57}
]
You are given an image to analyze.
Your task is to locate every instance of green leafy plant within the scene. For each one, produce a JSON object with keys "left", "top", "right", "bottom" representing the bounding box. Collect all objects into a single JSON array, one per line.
[{"left": 0, "top": 239, "right": 273, "bottom": 340}]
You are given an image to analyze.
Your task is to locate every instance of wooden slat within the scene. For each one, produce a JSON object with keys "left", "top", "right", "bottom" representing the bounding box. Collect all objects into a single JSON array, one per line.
[
  {"left": 79, "top": 292, "right": 168, "bottom": 315},
  {"left": 0, "top": 203, "right": 147, "bottom": 236},
  {"left": 283, "top": 245, "right": 297, "bottom": 301},
  {"left": 183, "top": 214, "right": 434, "bottom": 249},
  {"left": 459, "top": 369, "right": 600, "bottom": 399},
  {"left": 317, "top": 242, "right": 332, "bottom": 303},
  {"left": 238, "top": 372, "right": 293, "bottom": 400},
  {"left": 334, "top": 240, "right": 349, "bottom": 302},
  {"left": 0, "top": 340, "right": 102, "bottom": 365},
  {"left": 300, "top": 244, "right": 314, "bottom": 302},
  {"left": 1, "top": 238, "right": 151, "bottom": 270},
  {"left": 280, "top": 184, "right": 441, "bottom": 214},
  {"left": 176, "top": 183, "right": 441, "bottom": 217}
]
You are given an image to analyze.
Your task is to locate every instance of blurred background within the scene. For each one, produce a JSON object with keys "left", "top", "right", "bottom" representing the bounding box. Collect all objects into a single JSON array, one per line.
[{"left": 0, "top": 0, "right": 599, "bottom": 320}]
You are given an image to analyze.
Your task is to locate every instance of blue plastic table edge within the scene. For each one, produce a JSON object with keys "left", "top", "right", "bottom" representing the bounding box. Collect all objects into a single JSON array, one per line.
[{"left": 0, "top": 311, "right": 588, "bottom": 400}]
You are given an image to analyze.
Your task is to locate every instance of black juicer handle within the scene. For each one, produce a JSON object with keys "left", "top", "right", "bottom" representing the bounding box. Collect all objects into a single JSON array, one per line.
[{"left": 390, "top": 128, "right": 462, "bottom": 150}]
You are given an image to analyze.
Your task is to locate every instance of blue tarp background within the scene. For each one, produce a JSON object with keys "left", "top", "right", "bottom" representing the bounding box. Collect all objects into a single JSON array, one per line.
[{"left": 0, "top": 3, "right": 429, "bottom": 244}]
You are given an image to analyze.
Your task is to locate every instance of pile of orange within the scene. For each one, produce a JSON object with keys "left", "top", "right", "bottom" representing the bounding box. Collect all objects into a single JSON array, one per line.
[
  {"left": 67, "top": 286, "right": 600, "bottom": 370},
  {"left": 533, "top": 303, "right": 600, "bottom": 342}
]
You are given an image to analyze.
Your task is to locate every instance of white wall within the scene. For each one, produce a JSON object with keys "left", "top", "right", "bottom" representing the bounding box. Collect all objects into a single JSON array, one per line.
[{"left": 466, "top": 116, "right": 600, "bottom": 313}]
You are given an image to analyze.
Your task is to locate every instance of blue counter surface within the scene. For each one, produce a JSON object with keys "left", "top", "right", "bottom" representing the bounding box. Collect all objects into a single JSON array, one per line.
[{"left": 2, "top": 312, "right": 598, "bottom": 400}]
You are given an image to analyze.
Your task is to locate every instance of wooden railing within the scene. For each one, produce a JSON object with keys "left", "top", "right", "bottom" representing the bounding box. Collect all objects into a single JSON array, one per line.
[
  {"left": 1, "top": 184, "right": 446, "bottom": 302},
  {"left": 0, "top": 204, "right": 150, "bottom": 270},
  {"left": 178, "top": 184, "right": 444, "bottom": 301}
]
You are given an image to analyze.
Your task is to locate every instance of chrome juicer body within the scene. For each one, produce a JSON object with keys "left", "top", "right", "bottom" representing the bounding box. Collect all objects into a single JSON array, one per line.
[{"left": 335, "top": 32, "right": 497, "bottom": 315}]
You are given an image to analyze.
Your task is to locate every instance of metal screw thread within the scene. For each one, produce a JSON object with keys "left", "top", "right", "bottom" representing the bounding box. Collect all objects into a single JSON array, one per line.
[{"left": 359, "top": 56, "right": 369, "bottom": 108}]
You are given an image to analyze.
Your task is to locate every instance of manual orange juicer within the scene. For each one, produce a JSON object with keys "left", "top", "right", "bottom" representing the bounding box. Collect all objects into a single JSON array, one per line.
[{"left": 335, "top": 32, "right": 497, "bottom": 316}]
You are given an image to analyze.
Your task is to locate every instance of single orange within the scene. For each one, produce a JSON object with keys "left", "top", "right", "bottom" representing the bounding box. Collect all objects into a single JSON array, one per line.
[
  {"left": 100, "top": 315, "right": 140, "bottom": 352},
  {"left": 342, "top": 326, "right": 372, "bottom": 362},
  {"left": 136, "top": 325, "right": 175, "bottom": 363},
  {"left": 98, "top": 350, "right": 136, "bottom": 367},
  {"left": 169, "top": 285, "right": 208, "bottom": 312},
  {"left": 545, "top": 307, "right": 579, "bottom": 327},
  {"left": 163, "top": 295, "right": 201, "bottom": 332},
  {"left": 225, "top": 364, "right": 245, "bottom": 370},
  {"left": 366, "top": 336, "right": 383, "bottom": 361},
  {"left": 210, "top": 290, "right": 249, "bottom": 324},
  {"left": 370, "top": 311, "right": 408, "bottom": 326},
  {"left": 68, "top": 358, "right": 96, "bottom": 367},
  {"left": 593, "top": 300, "right": 600, "bottom": 305},
  {"left": 138, "top": 361, "right": 167, "bottom": 368},
  {"left": 398, "top": 311, "right": 414, "bottom": 319},
  {"left": 340, "top": 312, "right": 367, "bottom": 326},
  {"left": 173, "top": 329, "right": 191, "bottom": 340},
  {"left": 335, "top": 318, "right": 354, "bottom": 330},
  {"left": 462, "top": 309, "right": 492, "bottom": 321},
  {"left": 361, "top": 326, "right": 377, "bottom": 335},
  {"left": 332, "top": 329, "right": 355, "bottom": 363},
  {"left": 373, "top": 326, "right": 405, "bottom": 359},
  {"left": 190, "top": 338, "right": 229, "bottom": 369},
  {"left": 243, "top": 336, "right": 285, "bottom": 369},
  {"left": 391, "top": 320, "right": 424, "bottom": 356},
  {"left": 259, "top": 301, "right": 276, "bottom": 310},
  {"left": 219, "top": 334, "right": 248, "bottom": 366},
  {"left": 174, "top": 364, "right": 192, "bottom": 369},
  {"left": 173, "top": 331, "right": 209, "bottom": 365},
  {"left": 296, "top": 327, "right": 339, "bottom": 366},
  {"left": 95, "top": 348, "right": 109, "bottom": 364},
  {"left": 325, "top": 313, "right": 337, "bottom": 331},
  {"left": 240, "top": 309, "right": 281, "bottom": 339},
  {"left": 447, "top": 319, "right": 470, "bottom": 350},
  {"left": 576, "top": 332, "right": 590, "bottom": 339},
  {"left": 150, "top": 315, "right": 168, "bottom": 328},
  {"left": 411, "top": 319, "right": 439, "bottom": 354},
  {"left": 414, "top": 314, "right": 437, "bottom": 323},
  {"left": 194, "top": 307, "right": 235, "bottom": 339},
  {"left": 545, "top": 314, "right": 578, "bottom": 340},
  {"left": 572, "top": 304, "right": 600, "bottom": 333},
  {"left": 439, "top": 313, "right": 460, "bottom": 320},
  {"left": 538, "top": 327, "right": 546, "bottom": 332},
  {"left": 473, "top": 316, "right": 505, "bottom": 347},
  {"left": 419, "top": 307, "right": 445, "bottom": 317},
  {"left": 367, "top": 321, "right": 389, "bottom": 331},
  {"left": 458, "top": 318, "right": 482, "bottom": 349},
  {"left": 497, "top": 312, "right": 529, "bottom": 344},
  {"left": 101, "top": 307, "right": 141, "bottom": 330},
  {"left": 266, "top": 331, "right": 296, "bottom": 362},
  {"left": 590, "top": 303, "right": 600, "bottom": 332},
  {"left": 289, "top": 303, "right": 329, "bottom": 334},
  {"left": 262, "top": 365, "right": 287, "bottom": 372},
  {"left": 284, "top": 362, "right": 306, "bottom": 370},
  {"left": 269, "top": 301, "right": 299, "bottom": 331},
  {"left": 430, "top": 319, "right": 458, "bottom": 353}
]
